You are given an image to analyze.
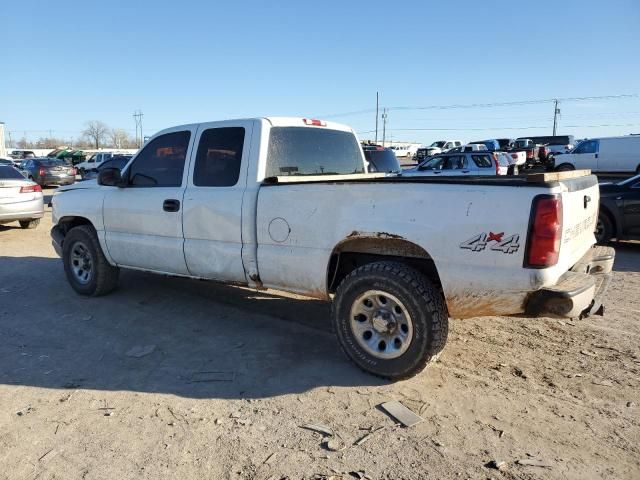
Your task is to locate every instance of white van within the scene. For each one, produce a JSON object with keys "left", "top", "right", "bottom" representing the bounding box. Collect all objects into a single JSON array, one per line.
[{"left": 555, "top": 135, "right": 640, "bottom": 173}]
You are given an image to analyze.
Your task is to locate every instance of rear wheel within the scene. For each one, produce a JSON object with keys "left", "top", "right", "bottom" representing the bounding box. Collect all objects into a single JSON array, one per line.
[
  {"left": 63, "top": 225, "right": 119, "bottom": 296},
  {"left": 595, "top": 213, "right": 614, "bottom": 244},
  {"left": 332, "top": 261, "right": 448, "bottom": 380},
  {"left": 19, "top": 219, "right": 40, "bottom": 229}
]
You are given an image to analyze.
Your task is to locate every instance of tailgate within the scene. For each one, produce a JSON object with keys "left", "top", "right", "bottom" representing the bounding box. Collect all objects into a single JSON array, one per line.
[{"left": 559, "top": 175, "right": 599, "bottom": 267}]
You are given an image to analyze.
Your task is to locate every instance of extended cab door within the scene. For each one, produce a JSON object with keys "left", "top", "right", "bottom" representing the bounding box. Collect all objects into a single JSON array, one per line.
[
  {"left": 102, "top": 127, "right": 196, "bottom": 274},
  {"left": 182, "top": 121, "right": 253, "bottom": 282}
]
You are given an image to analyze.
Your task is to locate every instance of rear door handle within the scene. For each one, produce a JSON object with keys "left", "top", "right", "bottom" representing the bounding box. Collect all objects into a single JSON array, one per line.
[{"left": 163, "top": 199, "right": 180, "bottom": 212}]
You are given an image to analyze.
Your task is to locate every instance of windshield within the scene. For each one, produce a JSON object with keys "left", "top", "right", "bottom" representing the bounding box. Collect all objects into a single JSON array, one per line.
[
  {"left": 266, "top": 127, "right": 364, "bottom": 177},
  {"left": 430, "top": 141, "right": 446, "bottom": 148}
]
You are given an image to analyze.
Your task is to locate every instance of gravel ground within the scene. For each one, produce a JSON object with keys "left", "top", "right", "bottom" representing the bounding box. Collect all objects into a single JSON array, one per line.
[{"left": 0, "top": 187, "right": 639, "bottom": 480}]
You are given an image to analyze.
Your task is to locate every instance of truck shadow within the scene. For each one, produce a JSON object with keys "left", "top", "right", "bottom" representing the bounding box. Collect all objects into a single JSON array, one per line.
[
  {"left": 0, "top": 256, "right": 384, "bottom": 400},
  {"left": 611, "top": 241, "right": 640, "bottom": 272}
]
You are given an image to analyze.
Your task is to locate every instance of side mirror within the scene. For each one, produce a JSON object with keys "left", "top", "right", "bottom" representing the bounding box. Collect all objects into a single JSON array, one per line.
[{"left": 98, "top": 167, "right": 126, "bottom": 187}]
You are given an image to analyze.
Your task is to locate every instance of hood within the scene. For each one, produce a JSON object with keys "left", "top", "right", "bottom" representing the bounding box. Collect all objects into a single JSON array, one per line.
[{"left": 57, "top": 179, "right": 99, "bottom": 193}]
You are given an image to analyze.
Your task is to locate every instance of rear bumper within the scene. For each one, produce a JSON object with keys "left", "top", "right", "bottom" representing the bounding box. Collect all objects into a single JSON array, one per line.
[
  {"left": 40, "top": 175, "right": 75, "bottom": 186},
  {"left": 525, "top": 245, "right": 614, "bottom": 318},
  {"left": 0, "top": 197, "right": 45, "bottom": 222}
]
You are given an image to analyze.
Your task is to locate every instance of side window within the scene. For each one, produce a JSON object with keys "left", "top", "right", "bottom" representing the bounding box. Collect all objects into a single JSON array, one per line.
[
  {"left": 193, "top": 127, "right": 245, "bottom": 187},
  {"left": 127, "top": 131, "right": 191, "bottom": 187},
  {"left": 444, "top": 155, "right": 465, "bottom": 169},
  {"left": 472, "top": 154, "right": 493, "bottom": 168},
  {"left": 575, "top": 140, "right": 598, "bottom": 154}
]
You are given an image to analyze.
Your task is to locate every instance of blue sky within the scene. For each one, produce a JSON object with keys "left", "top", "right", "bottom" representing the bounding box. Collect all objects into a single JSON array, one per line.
[{"left": 2, "top": 0, "right": 640, "bottom": 145}]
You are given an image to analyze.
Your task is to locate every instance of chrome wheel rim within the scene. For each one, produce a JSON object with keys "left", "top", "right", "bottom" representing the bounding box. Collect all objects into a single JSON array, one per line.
[
  {"left": 349, "top": 290, "right": 413, "bottom": 359},
  {"left": 70, "top": 241, "right": 93, "bottom": 285}
]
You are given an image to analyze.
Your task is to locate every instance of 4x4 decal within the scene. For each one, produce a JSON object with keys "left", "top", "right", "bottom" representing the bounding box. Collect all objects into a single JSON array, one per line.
[{"left": 460, "top": 232, "right": 520, "bottom": 254}]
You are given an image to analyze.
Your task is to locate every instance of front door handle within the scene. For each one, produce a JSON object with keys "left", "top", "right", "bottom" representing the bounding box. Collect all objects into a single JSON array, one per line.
[{"left": 163, "top": 199, "right": 180, "bottom": 212}]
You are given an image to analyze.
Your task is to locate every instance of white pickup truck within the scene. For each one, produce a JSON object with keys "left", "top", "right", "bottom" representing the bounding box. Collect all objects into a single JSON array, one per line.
[{"left": 51, "top": 117, "right": 614, "bottom": 379}]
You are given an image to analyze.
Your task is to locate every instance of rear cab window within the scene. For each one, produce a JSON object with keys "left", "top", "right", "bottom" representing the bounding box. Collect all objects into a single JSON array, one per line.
[
  {"left": 266, "top": 127, "right": 364, "bottom": 178},
  {"left": 0, "top": 166, "right": 25, "bottom": 179}
]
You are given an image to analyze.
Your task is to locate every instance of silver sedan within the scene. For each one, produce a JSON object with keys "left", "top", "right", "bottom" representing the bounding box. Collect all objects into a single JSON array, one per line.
[{"left": 0, "top": 165, "right": 45, "bottom": 229}]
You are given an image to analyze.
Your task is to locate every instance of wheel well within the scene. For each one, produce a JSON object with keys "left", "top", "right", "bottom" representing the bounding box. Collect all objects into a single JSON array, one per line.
[
  {"left": 57, "top": 216, "right": 93, "bottom": 237},
  {"left": 327, "top": 237, "right": 442, "bottom": 293},
  {"left": 555, "top": 163, "right": 575, "bottom": 171},
  {"left": 598, "top": 206, "right": 617, "bottom": 237}
]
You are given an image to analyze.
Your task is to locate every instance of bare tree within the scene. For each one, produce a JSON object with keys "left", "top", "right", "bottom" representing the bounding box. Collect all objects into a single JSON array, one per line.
[
  {"left": 109, "top": 128, "right": 130, "bottom": 149},
  {"left": 82, "top": 121, "right": 109, "bottom": 149}
]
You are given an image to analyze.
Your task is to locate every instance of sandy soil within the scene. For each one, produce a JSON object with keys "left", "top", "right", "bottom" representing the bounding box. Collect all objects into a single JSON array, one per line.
[{"left": 0, "top": 188, "right": 639, "bottom": 480}]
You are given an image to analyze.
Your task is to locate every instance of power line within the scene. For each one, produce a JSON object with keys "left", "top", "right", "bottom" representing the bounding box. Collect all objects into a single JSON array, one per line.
[
  {"left": 356, "top": 122, "right": 640, "bottom": 134},
  {"left": 322, "top": 94, "right": 638, "bottom": 118}
]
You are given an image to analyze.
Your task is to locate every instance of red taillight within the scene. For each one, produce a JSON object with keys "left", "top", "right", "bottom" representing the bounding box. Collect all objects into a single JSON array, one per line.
[
  {"left": 72, "top": 167, "right": 77, "bottom": 176},
  {"left": 525, "top": 195, "right": 563, "bottom": 268},
  {"left": 302, "top": 118, "right": 327, "bottom": 127},
  {"left": 38, "top": 167, "right": 46, "bottom": 176},
  {"left": 510, "top": 153, "right": 517, "bottom": 160},
  {"left": 20, "top": 184, "right": 42, "bottom": 193}
]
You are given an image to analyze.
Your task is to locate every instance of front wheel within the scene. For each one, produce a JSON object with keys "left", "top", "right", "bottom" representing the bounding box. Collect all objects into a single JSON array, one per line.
[
  {"left": 62, "top": 225, "right": 120, "bottom": 296},
  {"left": 332, "top": 261, "right": 448, "bottom": 380},
  {"left": 556, "top": 163, "right": 575, "bottom": 172}
]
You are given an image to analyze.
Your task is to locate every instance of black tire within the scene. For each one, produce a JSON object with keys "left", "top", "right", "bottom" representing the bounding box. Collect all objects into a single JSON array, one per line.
[
  {"left": 595, "top": 212, "right": 614, "bottom": 244},
  {"left": 63, "top": 225, "right": 119, "bottom": 296},
  {"left": 332, "top": 261, "right": 448, "bottom": 380},
  {"left": 556, "top": 163, "right": 575, "bottom": 172},
  {"left": 19, "top": 218, "right": 40, "bottom": 229}
]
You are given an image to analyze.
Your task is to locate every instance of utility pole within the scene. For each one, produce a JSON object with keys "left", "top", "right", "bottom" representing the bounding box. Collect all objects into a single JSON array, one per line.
[
  {"left": 133, "top": 110, "right": 144, "bottom": 148},
  {"left": 381, "top": 108, "right": 388, "bottom": 147},
  {"left": 552, "top": 99, "right": 560, "bottom": 136},
  {"left": 375, "top": 92, "right": 379, "bottom": 144}
]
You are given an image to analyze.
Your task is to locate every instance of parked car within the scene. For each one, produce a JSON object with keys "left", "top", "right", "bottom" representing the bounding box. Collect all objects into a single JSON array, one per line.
[
  {"left": 80, "top": 156, "right": 132, "bottom": 181},
  {"left": 8, "top": 149, "right": 36, "bottom": 160},
  {"left": 19, "top": 158, "right": 76, "bottom": 187},
  {"left": 0, "top": 165, "right": 44, "bottom": 229},
  {"left": 47, "top": 148, "right": 86, "bottom": 165},
  {"left": 389, "top": 145, "right": 412, "bottom": 158},
  {"left": 595, "top": 174, "right": 640, "bottom": 243},
  {"left": 469, "top": 139, "right": 500, "bottom": 152},
  {"left": 510, "top": 138, "right": 549, "bottom": 167},
  {"left": 526, "top": 135, "right": 575, "bottom": 158},
  {"left": 553, "top": 136, "right": 640, "bottom": 173},
  {"left": 362, "top": 147, "right": 401, "bottom": 174},
  {"left": 417, "top": 140, "right": 463, "bottom": 158},
  {"left": 402, "top": 152, "right": 503, "bottom": 177},
  {"left": 51, "top": 116, "right": 612, "bottom": 380},
  {"left": 76, "top": 152, "right": 121, "bottom": 173}
]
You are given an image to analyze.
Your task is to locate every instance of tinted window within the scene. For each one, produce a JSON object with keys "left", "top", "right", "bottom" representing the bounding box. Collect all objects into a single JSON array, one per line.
[
  {"left": 193, "top": 127, "right": 244, "bottom": 187},
  {"left": 364, "top": 149, "right": 401, "bottom": 173},
  {"left": 472, "top": 154, "right": 493, "bottom": 168},
  {"left": 128, "top": 131, "right": 191, "bottom": 187},
  {"left": 574, "top": 140, "right": 598, "bottom": 154},
  {"left": 420, "top": 156, "right": 446, "bottom": 170},
  {"left": 266, "top": 127, "right": 364, "bottom": 177},
  {"left": 0, "top": 166, "right": 25, "bottom": 179}
]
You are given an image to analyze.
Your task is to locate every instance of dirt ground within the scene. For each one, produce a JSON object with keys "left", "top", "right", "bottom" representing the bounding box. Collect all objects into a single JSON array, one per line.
[{"left": 1, "top": 187, "right": 639, "bottom": 480}]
